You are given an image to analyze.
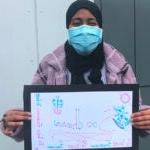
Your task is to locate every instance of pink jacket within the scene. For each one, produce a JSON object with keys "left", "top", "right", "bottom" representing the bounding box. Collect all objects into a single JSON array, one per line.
[
  {"left": 32, "top": 42, "right": 137, "bottom": 85},
  {"left": 1, "top": 42, "right": 149, "bottom": 141}
]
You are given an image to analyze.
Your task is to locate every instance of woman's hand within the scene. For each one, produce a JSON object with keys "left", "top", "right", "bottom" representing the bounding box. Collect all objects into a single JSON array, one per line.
[
  {"left": 2, "top": 109, "right": 31, "bottom": 136},
  {"left": 131, "top": 109, "right": 150, "bottom": 130}
]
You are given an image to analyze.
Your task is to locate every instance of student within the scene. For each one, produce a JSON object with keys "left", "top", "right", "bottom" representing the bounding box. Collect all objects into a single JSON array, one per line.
[{"left": 1, "top": 0, "right": 150, "bottom": 141}]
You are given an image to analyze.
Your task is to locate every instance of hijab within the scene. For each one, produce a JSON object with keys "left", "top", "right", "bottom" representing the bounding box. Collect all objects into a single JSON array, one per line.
[{"left": 65, "top": 0, "right": 105, "bottom": 84}]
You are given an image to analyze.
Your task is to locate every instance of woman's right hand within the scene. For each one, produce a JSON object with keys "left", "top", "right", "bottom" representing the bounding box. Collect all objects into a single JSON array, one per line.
[{"left": 2, "top": 109, "right": 31, "bottom": 136}]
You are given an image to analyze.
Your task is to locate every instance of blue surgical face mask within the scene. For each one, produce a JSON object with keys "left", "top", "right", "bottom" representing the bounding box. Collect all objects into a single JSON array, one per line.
[{"left": 68, "top": 25, "right": 103, "bottom": 56}]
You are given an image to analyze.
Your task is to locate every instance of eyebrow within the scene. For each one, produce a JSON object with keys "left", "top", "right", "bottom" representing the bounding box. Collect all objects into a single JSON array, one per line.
[
  {"left": 87, "top": 18, "right": 97, "bottom": 22},
  {"left": 71, "top": 17, "right": 97, "bottom": 22}
]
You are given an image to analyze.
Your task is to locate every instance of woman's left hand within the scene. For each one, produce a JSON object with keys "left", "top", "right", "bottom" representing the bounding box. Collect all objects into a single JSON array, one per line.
[{"left": 131, "top": 109, "right": 150, "bottom": 129}]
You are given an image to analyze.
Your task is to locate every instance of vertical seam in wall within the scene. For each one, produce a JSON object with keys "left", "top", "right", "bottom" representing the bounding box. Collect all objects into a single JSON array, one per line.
[
  {"left": 134, "top": 0, "right": 137, "bottom": 76},
  {"left": 100, "top": 0, "right": 103, "bottom": 12},
  {"left": 94, "top": 0, "right": 103, "bottom": 11},
  {"left": 34, "top": 0, "right": 40, "bottom": 65}
]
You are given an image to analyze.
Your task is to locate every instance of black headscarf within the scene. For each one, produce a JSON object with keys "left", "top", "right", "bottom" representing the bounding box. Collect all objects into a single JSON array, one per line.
[
  {"left": 66, "top": 0, "right": 102, "bottom": 28},
  {"left": 65, "top": 0, "right": 105, "bottom": 85}
]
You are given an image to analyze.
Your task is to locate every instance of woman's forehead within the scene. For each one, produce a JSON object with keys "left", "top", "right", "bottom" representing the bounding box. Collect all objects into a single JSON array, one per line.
[{"left": 72, "top": 9, "right": 96, "bottom": 19}]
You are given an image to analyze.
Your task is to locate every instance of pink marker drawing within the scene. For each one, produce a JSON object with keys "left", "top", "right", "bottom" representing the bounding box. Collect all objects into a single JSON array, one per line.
[{"left": 120, "top": 93, "right": 130, "bottom": 104}]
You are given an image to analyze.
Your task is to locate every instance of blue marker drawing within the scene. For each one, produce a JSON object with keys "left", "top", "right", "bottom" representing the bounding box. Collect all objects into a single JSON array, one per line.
[
  {"left": 52, "top": 96, "right": 63, "bottom": 108},
  {"left": 52, "top": 96, "right": 64, "bottom": 115},
  {"left": 47, "top": 144, "right": 63, "bottom": 149},
  {"left": 35, "top": 93, "right": 42, "bottom": 107},
  {"left": 113, "top": 106, "right": 130, "bottom": 129},
  {"left": 91, "top": 141, "right": 111, "bottom": 148}
]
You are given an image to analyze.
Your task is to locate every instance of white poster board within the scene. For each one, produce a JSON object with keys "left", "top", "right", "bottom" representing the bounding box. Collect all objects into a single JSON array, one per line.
[{"left": 24, "top": 85, "right": 139, "bottom": 150}]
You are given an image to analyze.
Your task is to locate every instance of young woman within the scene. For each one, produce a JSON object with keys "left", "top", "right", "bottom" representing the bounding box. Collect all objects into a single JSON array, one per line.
[{"left": 1, "top": 0, "right": 150, "bottom": 141}]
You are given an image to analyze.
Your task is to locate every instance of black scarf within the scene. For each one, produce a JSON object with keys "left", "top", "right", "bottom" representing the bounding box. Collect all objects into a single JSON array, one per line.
[{"left": 65, "top": 41, "right": 105, "bottom": 84}]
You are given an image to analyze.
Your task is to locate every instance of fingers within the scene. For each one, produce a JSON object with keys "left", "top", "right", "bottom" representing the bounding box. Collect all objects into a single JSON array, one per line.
[
  {"left": 5, "top": 121, "right": 24, "bottom": 127},
  {"left": 132, "top": 120, "right": 150, "bottom": 128},
  {"left": 131, "top": 109, "right": 150, "bottom": 129},
  {"left": 132, "top": 109, "right": 150, "bottom": 118},
  {"left": 1, "top": 110, "right": 31, "bottom": 136},
  {"left": 2, "top": 110, "right": 31, "bottom": 131},
  {"left": 131, "top": 114, "right": 150, "bottom": 122},
  {"left": 4, "top": 110, "right": 31, "bottom": 122},
  {"left": 131, "top": 109, "right": 150, "bottom": 122},
  {"left": 5, "top": 110, "right": 31, "bottom": 118},
  {"left": 3, "top": 128, "right": 14, "bottom": 136},
  {"left": 4, "top": 114, "right": 31, "bottom": 122},
  {"left": 133, "top": 124, "right": 150, "bottom": 130}
]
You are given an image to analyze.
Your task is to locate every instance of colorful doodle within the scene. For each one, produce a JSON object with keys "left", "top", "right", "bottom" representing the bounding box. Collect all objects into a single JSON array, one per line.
[
  {"left": 31, "top": 91, "right": 133, "bottom": 149},
  {"left": 52, "top": 96, "right": 63, "bottom": 115},
  {"left": 113, "top": 106, "right": 130, "bottom": 129}
]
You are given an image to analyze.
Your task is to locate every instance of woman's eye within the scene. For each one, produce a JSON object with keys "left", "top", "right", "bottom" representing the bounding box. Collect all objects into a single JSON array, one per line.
[
  {"left": 72, "top": 22, "right": 82, "bottom": 26},
  {"left": 88, "top": 22, "right": 97, "bottom": 26}
]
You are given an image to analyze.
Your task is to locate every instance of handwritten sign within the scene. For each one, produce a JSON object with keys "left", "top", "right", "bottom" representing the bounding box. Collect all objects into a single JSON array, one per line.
[{"left": 24, "top": 84, "right": 139, "bottom": 150}]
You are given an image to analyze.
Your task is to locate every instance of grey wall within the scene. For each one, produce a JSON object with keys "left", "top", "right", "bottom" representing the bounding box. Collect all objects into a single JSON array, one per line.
[
  {"left": 95, "top": 0, "right": 150, "bottom": 149},
  {"left": 0, "top": 0, "right": 91, "bottom": 150}
]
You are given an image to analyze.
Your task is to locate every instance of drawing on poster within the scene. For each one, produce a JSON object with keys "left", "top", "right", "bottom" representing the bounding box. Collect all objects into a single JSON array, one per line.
[{"left": 31, "top": 91, "right": 133, "bottom": 150}]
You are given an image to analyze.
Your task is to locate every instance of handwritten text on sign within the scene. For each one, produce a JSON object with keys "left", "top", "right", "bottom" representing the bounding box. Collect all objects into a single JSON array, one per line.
[{"left": 31, "top": 91, "right": 133, "bottom": 150}]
